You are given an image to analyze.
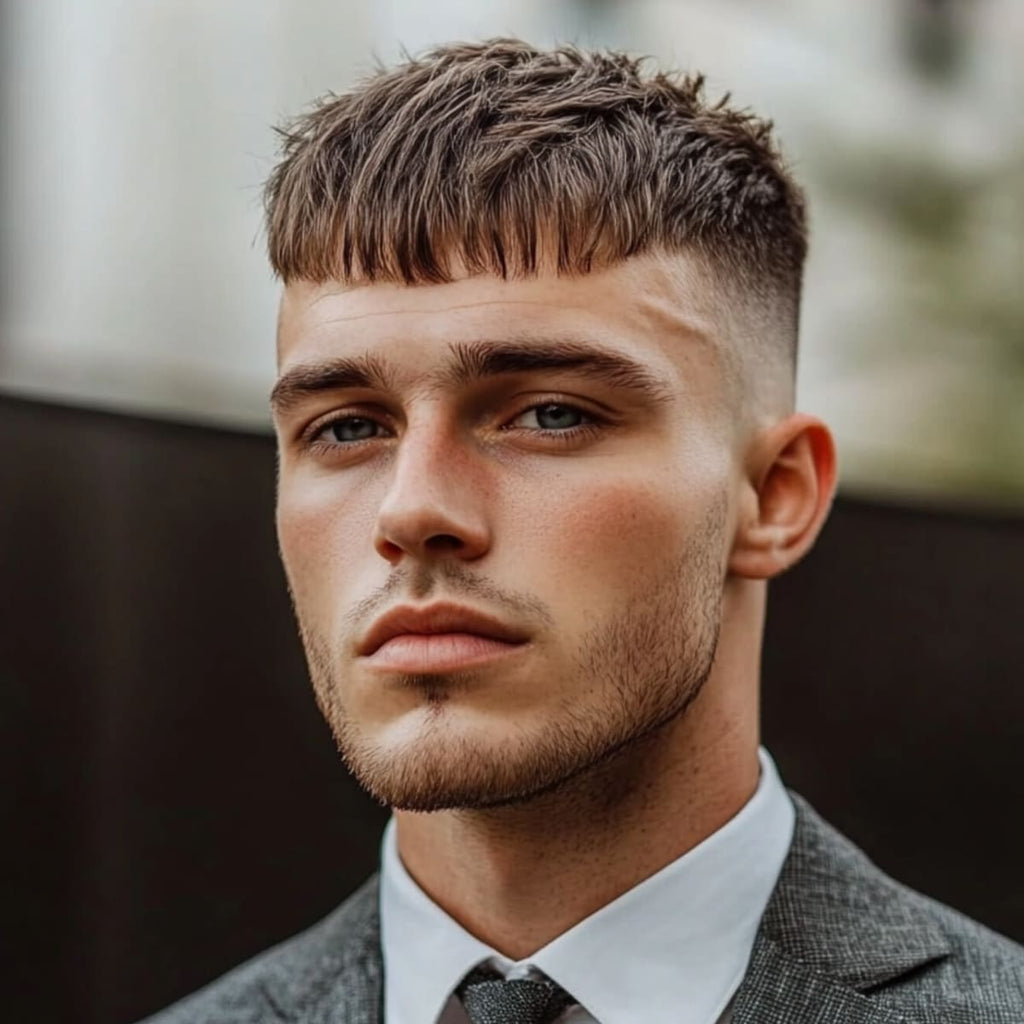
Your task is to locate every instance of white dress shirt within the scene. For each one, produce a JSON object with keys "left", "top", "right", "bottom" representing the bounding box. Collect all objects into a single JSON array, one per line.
[{"left": 380, "top": 747, "right": 794, "bottom": 1024}]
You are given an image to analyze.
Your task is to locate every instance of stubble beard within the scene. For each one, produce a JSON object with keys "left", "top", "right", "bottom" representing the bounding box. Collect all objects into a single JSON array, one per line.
[{"left": 295, "top": 504, "right": 726, "bottom": 812}]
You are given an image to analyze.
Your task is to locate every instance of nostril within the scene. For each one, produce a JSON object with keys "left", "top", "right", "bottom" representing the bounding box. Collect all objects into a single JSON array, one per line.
[{"left": 424, "top": 534, "right": 464, "bottom": 552}]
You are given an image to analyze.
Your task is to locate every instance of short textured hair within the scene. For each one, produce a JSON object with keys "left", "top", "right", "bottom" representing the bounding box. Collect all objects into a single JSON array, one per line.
[{"left": 264, "top": 39, "right": 807, "bottom": 366}]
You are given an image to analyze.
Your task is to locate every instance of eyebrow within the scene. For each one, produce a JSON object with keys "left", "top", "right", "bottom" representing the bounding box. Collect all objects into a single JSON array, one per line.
[
  {"left": 270, "top": 338, "right": 674, "bottom": 415},
  {"left": 270, "top": 353, "right": 396, "bottom": 414}
]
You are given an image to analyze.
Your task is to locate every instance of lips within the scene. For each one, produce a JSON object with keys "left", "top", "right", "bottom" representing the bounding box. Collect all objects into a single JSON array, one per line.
[{"left": 357, "top": 603, "right": 530, "bottom": 658}]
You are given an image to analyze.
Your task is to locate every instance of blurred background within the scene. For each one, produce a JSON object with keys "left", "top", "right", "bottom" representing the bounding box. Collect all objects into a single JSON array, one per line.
[{"left": 1, "top": 1, "right": 1022, "bottom": 1022}]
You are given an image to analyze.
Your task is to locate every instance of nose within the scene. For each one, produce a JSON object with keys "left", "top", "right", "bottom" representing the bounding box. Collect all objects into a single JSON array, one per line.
[{"left": 372, "top": 425, "right": 492, "bottom": 566}]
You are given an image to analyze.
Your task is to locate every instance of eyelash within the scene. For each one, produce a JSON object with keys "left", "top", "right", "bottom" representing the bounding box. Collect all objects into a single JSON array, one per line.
[{"left": 303, "top": 401, "right": 605, "bottom": 454}]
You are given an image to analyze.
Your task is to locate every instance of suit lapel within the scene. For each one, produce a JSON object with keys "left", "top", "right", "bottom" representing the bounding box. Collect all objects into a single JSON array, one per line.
[
  {"left": 731, "top": 793, "right": 951, "bottom": 1024},
  {"left": 732, "top": 939, "right": 913, "bottom": 1024},
  {"left": 308, "top": 943, "right": 382, "bottom": 1024},
  {"left": 258, "top": 877, "right": 384, "bottom": 1024}
]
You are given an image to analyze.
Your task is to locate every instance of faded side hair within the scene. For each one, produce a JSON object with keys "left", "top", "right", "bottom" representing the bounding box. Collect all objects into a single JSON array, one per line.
[{"left": 264, "top": 38, "right": 807, "bottom": 369}]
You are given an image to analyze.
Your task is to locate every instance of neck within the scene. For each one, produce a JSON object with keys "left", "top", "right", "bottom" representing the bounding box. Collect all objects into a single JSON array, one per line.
[{"left": 393, "top": 639, "right": 761, "bottom": 960}]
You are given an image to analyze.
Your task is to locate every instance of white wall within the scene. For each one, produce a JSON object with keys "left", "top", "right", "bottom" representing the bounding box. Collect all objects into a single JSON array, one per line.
[{"left": 2, "top": 0, "right": 374, "bottom": 428}]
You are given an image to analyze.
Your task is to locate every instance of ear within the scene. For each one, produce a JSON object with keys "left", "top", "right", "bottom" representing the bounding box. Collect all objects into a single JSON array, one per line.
[{"left": 728, "top": 413, "right": 838, "bottom": 580}]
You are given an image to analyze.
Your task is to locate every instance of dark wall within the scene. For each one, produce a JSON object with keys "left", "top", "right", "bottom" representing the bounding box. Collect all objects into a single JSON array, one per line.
[{"left": 2, "top": 394, "right": 1022, "bottom": 1024}]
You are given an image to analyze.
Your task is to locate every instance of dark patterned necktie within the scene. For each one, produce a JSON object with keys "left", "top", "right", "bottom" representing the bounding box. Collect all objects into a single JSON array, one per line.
[{"left": 456, "top": 965, "right": 575, "bottom": 1024}]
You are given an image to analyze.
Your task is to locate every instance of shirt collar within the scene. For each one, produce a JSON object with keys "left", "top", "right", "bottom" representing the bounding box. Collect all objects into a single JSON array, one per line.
[{"left": 380, "top": 746, "right": 794, "bottom": 1024}]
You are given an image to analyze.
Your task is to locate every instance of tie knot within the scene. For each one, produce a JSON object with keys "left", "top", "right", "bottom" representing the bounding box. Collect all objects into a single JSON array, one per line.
[{"left": 456, "top": 965, "right": 575, "bottom": 1024}]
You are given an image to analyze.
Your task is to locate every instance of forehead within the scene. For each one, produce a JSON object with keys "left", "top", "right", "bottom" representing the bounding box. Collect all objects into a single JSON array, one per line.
[{"left": 276, "top": 253, "right": 725, "bottom": 386}]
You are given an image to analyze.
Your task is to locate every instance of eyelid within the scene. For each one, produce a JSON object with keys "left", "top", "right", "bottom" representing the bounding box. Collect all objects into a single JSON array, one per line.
[
  {"left": 503, "top": 394, "right": 610, "bottom": 426},
  {"left": 302, "top": 404, "right": 395, "bottom": 445},
  {"left": 505, "top": 387, "right": 617, "bottom": 416}
]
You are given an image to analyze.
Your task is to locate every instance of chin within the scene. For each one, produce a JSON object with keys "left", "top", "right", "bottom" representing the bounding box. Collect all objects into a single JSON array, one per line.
[{"left": 333, "top": 707, "right": 607, "bottom": 812}]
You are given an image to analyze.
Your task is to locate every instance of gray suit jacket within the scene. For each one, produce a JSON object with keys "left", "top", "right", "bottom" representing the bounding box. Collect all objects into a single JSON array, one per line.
[{"left": 143, "top": 794, "right": 1024, "bottom": 1023}]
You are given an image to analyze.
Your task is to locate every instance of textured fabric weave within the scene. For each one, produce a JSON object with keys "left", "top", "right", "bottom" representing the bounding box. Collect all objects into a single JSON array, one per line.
[{"left": 456, "top": 966, "right": 575, "bottom": 1024}]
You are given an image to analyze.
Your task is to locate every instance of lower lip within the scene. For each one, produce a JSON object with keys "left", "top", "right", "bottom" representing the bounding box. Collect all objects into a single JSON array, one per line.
[{"left": 364, "top": 633, "right": 528, "bottom": 673}]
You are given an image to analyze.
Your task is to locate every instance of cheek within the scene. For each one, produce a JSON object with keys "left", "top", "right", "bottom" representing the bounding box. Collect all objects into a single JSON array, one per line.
[
  {"left": 500, "top": 460, "right": 722, "bottom": 601},
  {"left": 276, "top": 474, "right": 379, "bottom": 605}
]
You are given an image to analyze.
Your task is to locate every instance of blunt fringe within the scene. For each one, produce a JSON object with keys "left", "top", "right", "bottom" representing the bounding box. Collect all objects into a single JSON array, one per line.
[{"left": 264, "top": 39, "right": 807, "bottom": 316}]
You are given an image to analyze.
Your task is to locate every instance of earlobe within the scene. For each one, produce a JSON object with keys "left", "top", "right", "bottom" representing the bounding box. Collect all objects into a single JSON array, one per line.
[{"left": 728, "top": 414, "right": 838, "bottom": 580}]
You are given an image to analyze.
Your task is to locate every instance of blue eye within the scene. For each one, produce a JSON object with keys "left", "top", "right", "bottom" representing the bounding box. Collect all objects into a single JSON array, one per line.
[
  {"left": 306, "top": 402, "right": 598, "bottom": 454},
  {"left": 516, "top": 404, "right": 588, "bottom": 430},
  {"left": 325, "top": 417, "right": 382, "bottom": 442}
]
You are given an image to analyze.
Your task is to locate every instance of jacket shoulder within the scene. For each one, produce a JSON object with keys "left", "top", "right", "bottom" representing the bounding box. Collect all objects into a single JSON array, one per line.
[
  {"left": 136, "top": 876, "right": 381, "bottom": 1024},
  {"left": 774, "top": 794, "right": 1024, "bottom": 1022}
]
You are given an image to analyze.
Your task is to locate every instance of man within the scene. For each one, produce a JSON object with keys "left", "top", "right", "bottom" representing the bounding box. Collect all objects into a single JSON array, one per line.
[{"left": 145, "top": 39, "right": 1023, "bottom": 1024}]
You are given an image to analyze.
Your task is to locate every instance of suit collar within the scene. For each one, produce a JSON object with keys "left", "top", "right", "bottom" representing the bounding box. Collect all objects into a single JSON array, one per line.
[{"left": 732, "top": 793, "right": 951, "bottom": 1023}]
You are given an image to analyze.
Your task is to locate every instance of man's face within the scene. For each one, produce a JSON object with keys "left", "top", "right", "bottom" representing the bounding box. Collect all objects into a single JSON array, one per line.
[{"left": 273, "top": 253, "right": 745, "bottom": 811}]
